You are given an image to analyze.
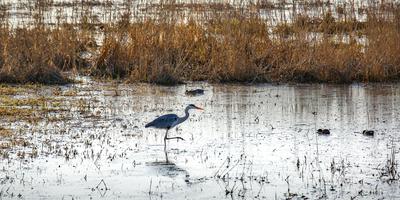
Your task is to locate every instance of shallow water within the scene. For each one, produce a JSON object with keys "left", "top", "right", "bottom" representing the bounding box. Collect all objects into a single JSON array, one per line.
[
  {"left": 0, "top": 79, "right": 400, "bottom": 199},
  {"left": 3, "top": 0, "right": 372, "bottom": 27}
]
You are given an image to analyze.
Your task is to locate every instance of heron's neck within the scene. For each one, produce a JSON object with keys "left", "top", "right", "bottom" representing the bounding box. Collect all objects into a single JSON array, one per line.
[{"left": 176, "top": 107, "right": 190, "bottom": 125}]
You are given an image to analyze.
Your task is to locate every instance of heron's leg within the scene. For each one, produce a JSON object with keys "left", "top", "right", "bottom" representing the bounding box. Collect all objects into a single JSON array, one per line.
[
  {"left": 165, "top": 136, "right": 185, "bottom": 141},
  {"left": 164, "top": 129, "right": 169, "bottom": 163},
  {"left": 165, "top": 128, "right": 185, "bottom": 141}
]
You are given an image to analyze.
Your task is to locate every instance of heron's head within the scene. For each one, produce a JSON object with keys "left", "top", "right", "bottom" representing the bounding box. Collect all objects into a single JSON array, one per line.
[{"left": 188, "top": 104, "right": 203, "bottom": 110}]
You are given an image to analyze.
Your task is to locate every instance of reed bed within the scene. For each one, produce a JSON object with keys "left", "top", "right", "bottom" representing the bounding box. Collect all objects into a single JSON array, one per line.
[
  {"left": 0, "top": 0, "right": 399, "bottom": 84},
  {"left": 0, "top": 24, "right": 93, "bottom": 84}
]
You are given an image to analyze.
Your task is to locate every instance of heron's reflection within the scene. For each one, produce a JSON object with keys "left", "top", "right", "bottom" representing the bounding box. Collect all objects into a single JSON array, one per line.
[{"left": 146, "top": 160, "right": 188, "bottom": 178}]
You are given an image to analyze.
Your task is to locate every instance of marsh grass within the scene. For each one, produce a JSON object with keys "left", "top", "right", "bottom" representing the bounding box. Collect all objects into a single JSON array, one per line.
[
  {"left": 0, "top": 126, "right": 12, "bottom": 137},
  {"left": 0, "top": 24, "right": 92, "bottom": 84},
  {"left": 382, "top": 139, "right": 399, "bottom": 182},
  {"left": 89, "top": 1, "right": 400, "bottom": 84},
  {"left": 0, "top": 92, "right": 74, "bottom": 123},
  {"left": 0, "top": 0, "right": 399, "bottom": 84},
  {"left": 0, "top": 84, "right": 23, "bottom": 95},
  {"left": 92, "top": 16, "right": 270, "bottom": 84}
]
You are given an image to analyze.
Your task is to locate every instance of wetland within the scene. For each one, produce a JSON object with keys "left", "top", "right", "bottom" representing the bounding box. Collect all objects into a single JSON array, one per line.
[{"left": 1, "top": 79, "right": 400, "bottom": 199}]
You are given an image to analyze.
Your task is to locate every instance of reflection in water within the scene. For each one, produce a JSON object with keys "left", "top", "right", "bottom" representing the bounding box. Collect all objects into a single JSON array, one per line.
[
  {"left": 145, "top": 161, "right": 188, "bottom": 178},
  {"left": 135, "top": 83, "right": 400, "bottom": 199},
  {"left": 2, "top": 82, "right": 400, "bottom": 199}
]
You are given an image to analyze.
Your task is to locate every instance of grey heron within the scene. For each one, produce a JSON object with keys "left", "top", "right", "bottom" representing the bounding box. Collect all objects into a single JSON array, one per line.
[{"left": 145, "top": 104, "right": 203, "bottom": 162}]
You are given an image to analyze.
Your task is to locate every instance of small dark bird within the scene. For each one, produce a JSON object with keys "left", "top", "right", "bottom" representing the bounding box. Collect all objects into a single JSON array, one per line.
[
  {"left": 362, "top": 130, "right": 374, "bottom": 136},
  {"left": 185, "top": 89, "right": 205, "bottom": 96},
  {"left": 317, "top": 129, "right": 330, "bottom": 135}
]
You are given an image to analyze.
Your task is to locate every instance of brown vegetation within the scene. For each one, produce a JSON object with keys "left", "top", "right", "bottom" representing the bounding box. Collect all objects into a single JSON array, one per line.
[
  {"left": 92, "top": 5, "right": 400, "bottom": 83},
  {"left": 0, "top": 1, "right": 399, "bottom": 84},
  {"left": 92, "top": 16, "right": 270, "bottom": 84},
  {"left": 0, "top": 25, "right": 92, "bottom": 84}
]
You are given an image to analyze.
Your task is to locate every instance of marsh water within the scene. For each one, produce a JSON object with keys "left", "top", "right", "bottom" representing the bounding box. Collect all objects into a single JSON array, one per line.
[
  {"left": 3, "top": 0, "right": 372, "bottom": 28},
  {"left": 1, "top": 78, "right": 400, "bottom": 199}
]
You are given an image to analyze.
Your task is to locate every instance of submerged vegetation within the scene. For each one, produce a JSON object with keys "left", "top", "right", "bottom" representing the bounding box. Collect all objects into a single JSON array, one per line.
[
  {"left": 0, "top": 82, "right": 399, "bottom": 199},
  {"left": 0, "top": 0, "right": 399, "bottom": 84}
]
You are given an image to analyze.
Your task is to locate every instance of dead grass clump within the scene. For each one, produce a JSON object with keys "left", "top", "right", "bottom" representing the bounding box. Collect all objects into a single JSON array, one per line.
[
  {"left": 270, "top": 5, "right": 399, "bottom": 83},
  {"left": 0, "top": 25, "right": 91, "bottom": 84},
  {"left": 0, "top": 27, "right": 64, "bottom": 84},
  {"left": 0, "top": 107, "right": 35, "bottom": 118},
  {"left": 24, "top": 4, "right": 400, "bottom": 84},
  {"left": 380, "top": 139, "right": 399, "bottom": 181},
  {"left": 318, "top": 12, "right": 366, "bottom": 34},
  {"left": 149, "top": 2, "right": 234, "bottom": 12},
  {"left": 0, "top": 85, "right": 22, "bottom": 95},
  {"left": 1, "top": 1, "right": 400, "bottom": 84},
  {"left": 90, "top": 36, "right": 131, "bottom": 79},
  {"left": 0, "top": 127, "right": 12, "bottom": 138},
  {"left": 280, "top": 41, "right": 363, "bottom": 83},
  {"left": 148, "top": 66, "right": 183, "bottom": 86},
  {"left": 274, "top": 23, "right": 295, "bottom": 37},
  {"left": 362, "top": 12, "right": 400, "bottom": 81},
  {"left": 91, "top": 8, "right": 399, "bottom": 84},
  {"left": 205, "top": 16, "right": 271, "bottom": 83},
  {"left": 51, "top": 24, "right": 93, "bottom": 71},
  {"left": 0, "top": 96, "right": 49, "bottom": 107},
  {"left": 92, "top": 20, "right": 196, "bottom": 84},
  {"left": 291, "top": 12, "right": 367, "bottom": 34},
  {"left": 298, "top": 0, "right": 331, "bottom": 7},
  {"left": 251, "top": 0, "right": 276, "bottom": 9},
  {"left": 0, "top": 138, "right": 30, "bottom": 151},
  {"left": 93, "top": 15, "right": 271, "bottom": 84}
]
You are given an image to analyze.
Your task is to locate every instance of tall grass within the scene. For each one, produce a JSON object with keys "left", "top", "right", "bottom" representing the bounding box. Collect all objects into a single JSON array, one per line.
[
  {"left": 0, "top": 24, "right": 92, "bottom": 84},
  {"left": 92, "top": 15, "right": 271, "bottom": 84},
  {"left": 0, "top": 0, "right": 399, "bottom": 84},
  {"left": 92, "top": 4, "right": 399, "bottom": 84}
]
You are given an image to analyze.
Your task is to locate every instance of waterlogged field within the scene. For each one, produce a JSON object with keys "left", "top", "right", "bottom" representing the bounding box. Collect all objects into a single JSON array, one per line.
[{"left": 1, "top": 78, "right": 400, "bottom": 199}]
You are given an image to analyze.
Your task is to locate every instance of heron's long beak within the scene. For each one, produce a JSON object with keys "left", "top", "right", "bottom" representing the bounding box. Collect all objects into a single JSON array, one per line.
[{"left": 195, "top": 106, "right": 204, "bottom": 110}]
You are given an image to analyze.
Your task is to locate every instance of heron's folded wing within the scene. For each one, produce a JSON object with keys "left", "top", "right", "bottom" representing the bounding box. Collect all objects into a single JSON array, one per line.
[{"left": 145, "top": 114, "right": 178, "bottom": 128}]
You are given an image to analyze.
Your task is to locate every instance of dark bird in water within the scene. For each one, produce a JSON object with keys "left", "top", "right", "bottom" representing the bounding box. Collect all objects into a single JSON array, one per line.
[
  {"left": 185, "top": 89, "right": 205, "bottom": 96},
  {"left": 317, "top": 129, "right": 330, "bottom": 135},
  {"left": 145, "top": 104, "right": 203, "bottom": 162},
  {"left": 362, "top": 130, "right": 374, "bottom": 136}
]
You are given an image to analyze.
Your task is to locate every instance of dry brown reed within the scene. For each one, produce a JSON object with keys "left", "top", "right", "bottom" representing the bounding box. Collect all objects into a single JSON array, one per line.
[
  {"left": 92, "top": 14, "right": 271, "bottom": 84},
  {"left": 0, "top": 24, "right": 92, "bottom": 84},
  {"left": 0, "top": 0, "right": 399, "bottom": 84},
  {"left": 92, "top": 3, "right": 399, "bottom": 84}
]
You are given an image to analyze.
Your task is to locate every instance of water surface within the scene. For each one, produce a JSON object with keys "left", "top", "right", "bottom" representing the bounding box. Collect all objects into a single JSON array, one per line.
[{"left": 1, "top": 80, "right": 400, "bottom": 199}]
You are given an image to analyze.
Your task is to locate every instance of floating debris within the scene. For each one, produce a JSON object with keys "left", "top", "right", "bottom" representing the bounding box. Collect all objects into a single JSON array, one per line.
[
  {"left": 362, "top": 130, "right": 375, "bottom": 136},
  {"left": 317, "top": 129, "right": 330, "bottom": 135},
  {"left": 185, "top": 89, "right": 205, "bottom": 96}
]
